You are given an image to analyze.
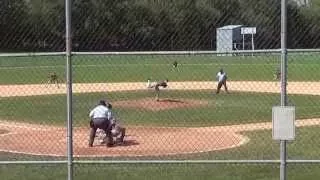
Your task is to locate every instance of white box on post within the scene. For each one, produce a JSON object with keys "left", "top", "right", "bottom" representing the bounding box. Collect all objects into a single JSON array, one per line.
[{"left": 272, "top": 106, "right": 295, "bottom": 141}]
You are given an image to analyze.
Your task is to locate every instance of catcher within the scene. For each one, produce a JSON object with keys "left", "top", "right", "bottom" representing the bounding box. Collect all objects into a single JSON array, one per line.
[
  {"left": 147, "top": 79, "right": 169, "bottom": 101},
  {"left": 111, "top": 117, "right": 126, "bottom": 144}
]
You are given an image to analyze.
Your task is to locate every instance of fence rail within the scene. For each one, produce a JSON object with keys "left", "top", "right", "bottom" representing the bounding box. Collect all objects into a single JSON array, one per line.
[{"left": 1, "top": 49, "right": 320, "bottom": 58}]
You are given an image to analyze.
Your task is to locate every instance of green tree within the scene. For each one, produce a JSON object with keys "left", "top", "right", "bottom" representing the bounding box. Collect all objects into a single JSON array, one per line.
[
  {"left": 0, "top": 0, "right": 30, "bottom": 51},
  {"left": 1, "top": 0, "right": 320, "bottom": 51}
]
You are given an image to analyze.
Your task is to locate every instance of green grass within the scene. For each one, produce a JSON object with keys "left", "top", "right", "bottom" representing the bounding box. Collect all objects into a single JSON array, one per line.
[
  {"left": 0, "top": 164, "right": 280, "bottom": 180},
  {"left": 4, "top": 164, "right": 320, "bottom": 180},
  {"left": 1, "top": 90, "right": 320, "bottom": 127},
  {"left": 0, "top": 54, "right": 320, "bottom": 84},
  {"left": 1, "top": 127, "right": 320, "bottom": 180}
]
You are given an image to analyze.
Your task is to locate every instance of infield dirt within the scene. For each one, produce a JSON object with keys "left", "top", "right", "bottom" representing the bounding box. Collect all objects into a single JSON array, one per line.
[{"left": 0, "top": 81, "right": 319, "bottom": 157}]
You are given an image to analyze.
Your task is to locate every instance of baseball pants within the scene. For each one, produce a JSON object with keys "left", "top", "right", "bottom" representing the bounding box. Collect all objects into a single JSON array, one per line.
[
  {"left": 216, "top": 80, "right": 229, "bottom": 94},
  {"left": 89, "top": 117, "right": 113, "bottom": 147}
]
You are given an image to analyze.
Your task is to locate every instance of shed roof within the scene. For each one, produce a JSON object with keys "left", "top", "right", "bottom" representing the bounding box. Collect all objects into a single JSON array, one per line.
[{"left": 218, "top": 25, "right": 243, "bottom": 30}]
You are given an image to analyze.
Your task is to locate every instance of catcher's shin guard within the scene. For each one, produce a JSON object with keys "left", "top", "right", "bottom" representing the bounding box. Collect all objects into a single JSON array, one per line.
[
  {"left": 104, "top": 131, "right": 114, "bottom": 147},
  {"left": 116, "top": 128, "right": 126, "bottom": 144}
]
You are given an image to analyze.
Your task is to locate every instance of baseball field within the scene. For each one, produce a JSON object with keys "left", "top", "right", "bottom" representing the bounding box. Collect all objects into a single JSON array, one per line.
[{"left": 1, "top": 53, "right": 320, "bottom": 180}]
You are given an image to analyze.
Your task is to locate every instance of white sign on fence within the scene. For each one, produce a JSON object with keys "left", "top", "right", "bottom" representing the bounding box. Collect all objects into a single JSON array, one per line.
[
  {"left": 272, "top": 106, "right": 296, "bottom": 141},
  {"left": 241, "top": 27, "right": 256, "bottom": 35}
]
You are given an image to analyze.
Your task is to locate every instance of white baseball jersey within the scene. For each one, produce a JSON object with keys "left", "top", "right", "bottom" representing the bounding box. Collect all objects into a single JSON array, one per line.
[
  {"left": 216, "top": 72, "right": 227, "bottom": 82},
  {"left": 89, "top": 105, "right": 112, "bottom": 119},
  {"left": 147, "top": 79, "right": 157, "bottom": 88}
]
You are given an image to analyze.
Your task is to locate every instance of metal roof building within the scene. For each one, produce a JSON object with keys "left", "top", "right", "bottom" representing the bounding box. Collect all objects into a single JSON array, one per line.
[{"left": 216, "top": 25, "right": 243, "bottom": 56}]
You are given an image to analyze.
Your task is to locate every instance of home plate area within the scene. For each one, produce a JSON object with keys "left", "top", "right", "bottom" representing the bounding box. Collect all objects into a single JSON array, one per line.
[{"left": 0, "top": 125, "right": 243, "bottom": 157}]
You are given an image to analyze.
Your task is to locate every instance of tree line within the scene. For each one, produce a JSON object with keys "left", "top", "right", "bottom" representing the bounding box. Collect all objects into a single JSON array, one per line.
[{"left": 1, "top": 0, "right": 319, "bottom": 52}]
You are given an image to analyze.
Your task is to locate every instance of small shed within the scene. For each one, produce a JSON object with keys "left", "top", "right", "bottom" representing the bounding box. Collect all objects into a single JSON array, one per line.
[{"left": 216, "top": 25, "right": 243, "bottom": 55}]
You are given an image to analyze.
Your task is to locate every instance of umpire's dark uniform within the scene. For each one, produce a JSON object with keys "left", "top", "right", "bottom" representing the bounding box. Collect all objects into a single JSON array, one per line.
[{"left": 88, "top": 100, "right": 113, "bottom": 147}]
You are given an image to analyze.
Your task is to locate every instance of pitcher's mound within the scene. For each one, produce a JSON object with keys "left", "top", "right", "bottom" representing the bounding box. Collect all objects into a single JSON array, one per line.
[{"left": 114, "top": 98, "right": 208, "bottom": 111}]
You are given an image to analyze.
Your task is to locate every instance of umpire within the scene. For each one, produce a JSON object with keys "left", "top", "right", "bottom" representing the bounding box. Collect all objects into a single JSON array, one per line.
[
  {"left": 88, "top": 100, "right": 114, "bottom": 147},
  {"left": 216, "top": 68, "right": 229, "bottom": 94}
]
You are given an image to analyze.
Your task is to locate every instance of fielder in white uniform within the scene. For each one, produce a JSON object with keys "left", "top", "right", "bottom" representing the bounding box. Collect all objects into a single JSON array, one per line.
[
  {"left": 216, "top": 68, "right": 229, "bottom": 94},
  {"left": 147, "top": 78, "right": 156, "bottom": 88},
  {"left": 147, "top": 79, "right": 169, "bottom": 101}
]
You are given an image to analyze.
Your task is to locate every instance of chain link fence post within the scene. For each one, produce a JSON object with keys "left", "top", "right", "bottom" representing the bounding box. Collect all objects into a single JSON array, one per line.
[
  {"left": 65, "top": 0, "right": 73, "bottom": 180},
  {"left": 280, "top": 0, "right": 288, "bottom": 179}
]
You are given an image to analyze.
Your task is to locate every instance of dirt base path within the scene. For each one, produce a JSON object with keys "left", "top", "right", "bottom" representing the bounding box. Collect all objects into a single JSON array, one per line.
[
  {"left": 0, "top": 81, "right": 319, "bottom": 157},
  {"left": 2, "top": 81, "right": 320, "bottom": 97}
]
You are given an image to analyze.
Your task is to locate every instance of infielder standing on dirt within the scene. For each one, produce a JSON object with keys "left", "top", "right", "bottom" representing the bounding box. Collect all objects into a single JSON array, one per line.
[
  {"left": 45, "top": 72, "right": 61, "bottom": 88},
  {"left": 88, "top": 100, "right": 114, "bottom": 147},
  {"left": 274, "top": 66, "right": 281, "bottom": 84},
  {"left": 215, "top": 68, "right": 229, "bottom": 94},
  {"left": 147, "top": 79, "right": 169, "bottom": 101}
]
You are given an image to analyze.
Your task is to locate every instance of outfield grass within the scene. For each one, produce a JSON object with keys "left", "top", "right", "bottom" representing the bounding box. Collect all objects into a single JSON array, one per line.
[
  {"left": 1, "top": 90, "right": 320, "bottom": 127},
  {"left": 0, "top": 54, "right": 319, "bottom": 84},
  {"left": 1, "top": 127, "right": 320, "bottom": 180}
]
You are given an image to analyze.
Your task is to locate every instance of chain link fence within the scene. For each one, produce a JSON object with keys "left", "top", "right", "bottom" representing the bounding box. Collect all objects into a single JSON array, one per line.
[{"left": 1, "top": 0, "right": 320, "bottom": 180}]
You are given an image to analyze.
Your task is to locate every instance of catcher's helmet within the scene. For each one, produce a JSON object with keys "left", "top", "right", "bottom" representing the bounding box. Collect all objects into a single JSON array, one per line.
[{"left": 107, "top": 103, "right": 112, "bottom": 109}]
